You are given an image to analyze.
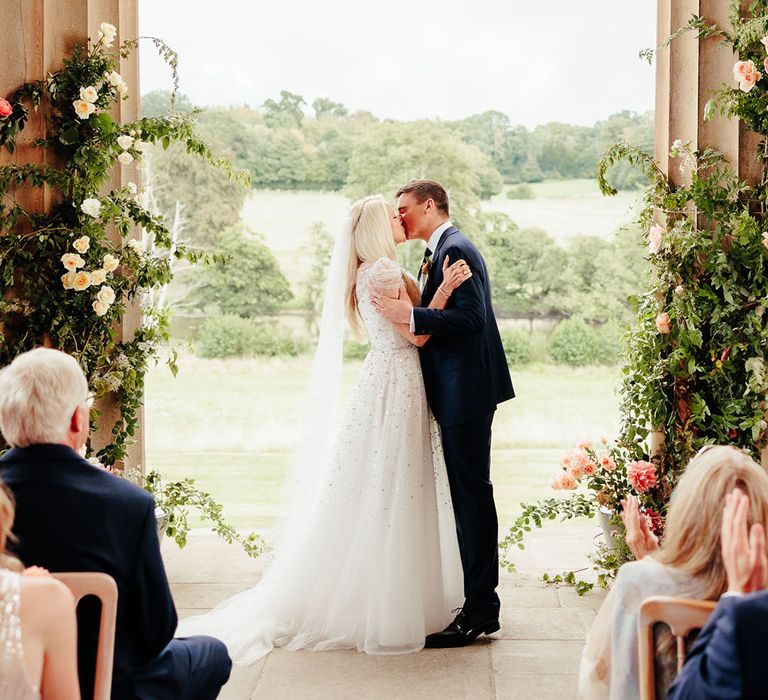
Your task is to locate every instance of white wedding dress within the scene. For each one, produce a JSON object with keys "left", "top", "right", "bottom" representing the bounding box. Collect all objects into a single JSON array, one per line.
[{"left": 177, "top": 259, "right": 463, "bottom": 663}]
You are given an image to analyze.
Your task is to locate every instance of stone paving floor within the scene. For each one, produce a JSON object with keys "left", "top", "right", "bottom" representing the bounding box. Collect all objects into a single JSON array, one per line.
[{"left": 164, "top": 522, "right": 606, "bottom": 699}]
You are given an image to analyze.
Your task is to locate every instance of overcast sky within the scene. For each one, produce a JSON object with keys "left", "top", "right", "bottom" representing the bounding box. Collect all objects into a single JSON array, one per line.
[{"left": 139, "top": 1, "right": 656, "bottom": 128}]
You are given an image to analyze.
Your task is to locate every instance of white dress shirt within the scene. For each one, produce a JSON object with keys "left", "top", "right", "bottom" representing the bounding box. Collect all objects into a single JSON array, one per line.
[{"left": 410, "top": 221, "right": 453, "bottom": 331}]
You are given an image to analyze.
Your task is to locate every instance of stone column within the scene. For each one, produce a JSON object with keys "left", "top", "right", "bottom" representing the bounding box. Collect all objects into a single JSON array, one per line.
[{"left": 0, "top": 0, "right": 144, "bottom": 471}]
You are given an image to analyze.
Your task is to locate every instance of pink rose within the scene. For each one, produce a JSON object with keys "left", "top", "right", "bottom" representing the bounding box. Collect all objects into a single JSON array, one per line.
[
  {"left": 0, "top": 98, "right": 12, "bottom": 118},
  {"left": 567, "top": 463, "right": 583, "bottom": 480},
  {"left": 656, "top": 312, "right": 671, "bottom": 334},
  {"left": 581, "top": 461, "right": 597, "bottom": 477},
  {"left": 648, "top": 223, "right": 664, "bottom": 254},
  {"left": 627, "top": 460, "right": 658, "bottom": 493},
  {"left": 762, "top": 36, "right": 768, "bottom": 52},
  {"left": 551, "top": 477, "right": 562, "bottom": 491},
  {"left": 740, "top": 71, "right": 761, "bottom": 92},
  {"left": 577, "top": 440, "right": 592, "bottom": 450},
  {"left": 600, "top": 456, "right": 616, "bottom": 472},
  {"left": 559, "top": 474, "right": 578, "bottom": 490},
  {"left": 734, "top": 60, "right": 757, "bottom": 80}
]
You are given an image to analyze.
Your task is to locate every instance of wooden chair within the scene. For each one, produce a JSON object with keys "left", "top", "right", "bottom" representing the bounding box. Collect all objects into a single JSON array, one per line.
[
  {"left": 54, "top": 572, "right": 118, "bottom": 700},
  {"left": 637, "top": 595, "right": 716, "bottom": 700}
]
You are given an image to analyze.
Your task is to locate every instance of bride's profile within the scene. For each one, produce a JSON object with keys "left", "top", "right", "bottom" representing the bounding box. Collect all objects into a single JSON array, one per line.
[{"left": 178, "top": 195, "right": 470, "bottom": 662}]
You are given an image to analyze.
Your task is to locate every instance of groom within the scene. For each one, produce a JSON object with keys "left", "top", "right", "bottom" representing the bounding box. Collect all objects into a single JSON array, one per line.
[{"left": 373, "top": 179, "right": 514, "bottom": 647}]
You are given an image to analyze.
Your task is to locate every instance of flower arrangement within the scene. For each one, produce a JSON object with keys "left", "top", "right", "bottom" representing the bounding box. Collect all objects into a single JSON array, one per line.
[{"left": 0, "top": 23, "right": 247, "bottom": 466}]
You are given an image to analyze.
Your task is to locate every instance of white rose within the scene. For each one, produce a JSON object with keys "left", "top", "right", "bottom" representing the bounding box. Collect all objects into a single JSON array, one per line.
[
  {"left": 93, "top": 299, "right": 110, "bottom": 316},
  {"left": 116, "top": 134, "right": 134, "bottom": 150},
  {"left": 80, "top": 198, "right": 101, "bottom": 218},
  {"left": 72, "top": 271, "right": 92, "bottom": 291},
  {"left": 61, "top": 271, "right": 77, "bottom": 289},
  {"left": 97, "top": 286, "right": 116, "bottom": 305},
  {"left": 98, "top": 22, "right": 117, "bottom": 47},
  {"left": 125, "top": 181, "right": 138, "bottom": 195},
  {"left": 106, "top": 70, "right": 123, "bottom": 87},
  {"left": 61, "top": 253, "right": 85, "bottom": 270},
  {"left": 118, "top": 151, "right": 134, "bottom": 165},
  {"left": 73, "top": 235, "right": 90, "bottom": 254},
  {"left": 73, "top": 99, "right": 96, "bottom": 120},
  {"left": 126, "top": 239, "right": 143, "bottom": 254},
  {"left": 90, "top": 269, "right": 107, "bottom": 285},
  {"left": 102, "top": 254, "right": 119, "bottom": 272},
  {"left": 117, "top": 82, "right": 128, "bottom": 97},
  {"left": 79, "top": 86, "right": 98, "bottom": 104}
]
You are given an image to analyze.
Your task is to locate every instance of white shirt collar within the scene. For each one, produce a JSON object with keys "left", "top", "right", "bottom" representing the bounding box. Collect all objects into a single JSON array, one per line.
[{"left": 426, "top": 221, "right": 452, "bottom": 255}]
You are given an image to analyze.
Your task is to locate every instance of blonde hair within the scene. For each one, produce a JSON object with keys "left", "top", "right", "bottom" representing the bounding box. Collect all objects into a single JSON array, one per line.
[
  {"left": 345, "top": 196, "right": 420, "bottom": 337},
  {"left": 0, "top": 483, "right": 22, "bottom": 572},
  {"left": 655, "top": 445, "right": 768, "bottom": 600},
  {"left": 0, "top": 348, "right": 89, "bottom": 447}
]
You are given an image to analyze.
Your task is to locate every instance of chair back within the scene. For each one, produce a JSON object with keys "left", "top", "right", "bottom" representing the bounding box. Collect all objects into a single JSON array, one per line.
[
  {"left": 54, "top": 572, "right": 118, "bottom": 700},
  {"left": 637, "top": 595, "right": 716, "bottom": 700}
]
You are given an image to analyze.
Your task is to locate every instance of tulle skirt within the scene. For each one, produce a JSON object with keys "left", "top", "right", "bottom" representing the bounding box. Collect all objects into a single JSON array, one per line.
[{"left": 177, "top": 345, "right": 463, "bottom": 663}]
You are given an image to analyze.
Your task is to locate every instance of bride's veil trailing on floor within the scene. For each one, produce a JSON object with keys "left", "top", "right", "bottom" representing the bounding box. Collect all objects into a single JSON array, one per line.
[{"left": 175, "top": 213, "right": 356, "bottom": 662}]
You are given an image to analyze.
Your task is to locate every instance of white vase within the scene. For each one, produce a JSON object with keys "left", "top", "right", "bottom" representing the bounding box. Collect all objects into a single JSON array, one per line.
[
  {"left": 597, "top": 507, "right": 624, "bottom": 549},
  {"left": 155, "top": 506, "right": 168, "bottom": 541}
]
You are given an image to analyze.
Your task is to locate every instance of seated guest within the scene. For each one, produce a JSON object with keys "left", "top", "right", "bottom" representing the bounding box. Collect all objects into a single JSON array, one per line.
[
  {"left": 669, "top": 487, "right": 768, "bottom": 700},
  {"left": 0, "top": 348, "right": 231, "bottom": 700},
  {"left": 0, "top": 480, "right": 80, "bottom": 699},
  {"left": 579, "top": 446, "right": 768, "bottom": 700}
]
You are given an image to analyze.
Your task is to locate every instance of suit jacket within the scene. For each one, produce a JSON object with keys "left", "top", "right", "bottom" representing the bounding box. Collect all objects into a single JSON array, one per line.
[
  {"left": 412, "top": 226, "right": 514, "bottom": 427},
  {"left": 668, "top": 591, "right": 768, "bottom": 700},
  {"left": 0, "top": 444, "right": 177, "bottom": 700}
]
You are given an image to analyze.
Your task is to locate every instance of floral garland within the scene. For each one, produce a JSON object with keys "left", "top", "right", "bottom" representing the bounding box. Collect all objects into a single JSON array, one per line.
[{"left": 0, "top": 23, "right": 248, "bottom": 465}]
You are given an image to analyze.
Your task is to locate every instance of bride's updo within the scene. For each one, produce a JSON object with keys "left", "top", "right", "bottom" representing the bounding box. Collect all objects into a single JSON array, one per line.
[{"left": 345, "top": 196, "right": 419, "bottom": 337}]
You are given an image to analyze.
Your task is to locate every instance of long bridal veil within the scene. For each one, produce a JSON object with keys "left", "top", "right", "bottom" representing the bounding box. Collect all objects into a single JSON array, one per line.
[{"left": 176, "top": 216, "right": 354, "bottom": 662}]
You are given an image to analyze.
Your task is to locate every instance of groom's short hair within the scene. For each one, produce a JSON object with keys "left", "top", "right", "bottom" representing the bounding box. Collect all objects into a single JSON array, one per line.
[{"left": 396, "top": 179, "right": 449, "bottom": 216}]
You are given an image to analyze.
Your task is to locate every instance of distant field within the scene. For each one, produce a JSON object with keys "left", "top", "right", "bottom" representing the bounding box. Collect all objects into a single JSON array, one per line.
[
  {"left": 241, "top": 180, "right": 640, "bottom": 294},
  {"left": 145, "top": 355, "right": 621, "bottom": 531}
]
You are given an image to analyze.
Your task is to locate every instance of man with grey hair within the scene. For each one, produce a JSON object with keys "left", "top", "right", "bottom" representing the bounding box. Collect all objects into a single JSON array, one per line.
[{"left": 0, "top": 348, "right": 232, "bottom": 700}]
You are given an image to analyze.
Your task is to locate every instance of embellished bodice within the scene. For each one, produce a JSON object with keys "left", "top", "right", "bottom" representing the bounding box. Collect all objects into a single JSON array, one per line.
[
  {"left": 0, "top": 569, "right": 40, "bottom": 700},
  {"left": 356, "top": 259, "right": 413, "bottom": 352}
]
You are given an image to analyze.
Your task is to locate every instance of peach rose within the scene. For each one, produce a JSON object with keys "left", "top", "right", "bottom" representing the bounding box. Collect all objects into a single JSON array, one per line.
[
  {"left": 567, "top": 463, "right": 583, "bottom": 480},
  {"left": 551, "top": 477, "right": 562, "bottom": 491},
  {"left": 762, "top": 36, "right": 768, "bottom": 52},
  {"left": 61, "top": 271, "right": 76, "bottom": 290},
  {"left": 739, "top": 71, "right": 761, "bottom": 93},
  {"left": 72, "top": 271, "right": 91, "bottom": 291},
  {"left": 734, "top": 60, "right": 758, "bottom": 80},
  {"left": 0, "top": 98, "right": 12, "bottom": 118},
  {"left": 559, "top": 474, "right": 578, "bottom": 490},
  {"left": 581, "top": 461, "right": 597, "bottom": 477},
  {"left": 627, "top": 460, "right": 657, "bottom": 493},
  {"left": 61, "top": 253, "right": 85, "bottom": 271},
  {"left": 656, "top": 312, "right": 671, "bottom": 334},
  {"left": 600, "top": 455, "right": 617, "bottom": 472}
]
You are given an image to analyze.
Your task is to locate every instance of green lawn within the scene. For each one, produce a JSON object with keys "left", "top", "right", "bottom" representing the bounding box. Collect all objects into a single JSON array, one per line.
[{"left": 145, "top": 355, "right": 621, "bottom": 530}]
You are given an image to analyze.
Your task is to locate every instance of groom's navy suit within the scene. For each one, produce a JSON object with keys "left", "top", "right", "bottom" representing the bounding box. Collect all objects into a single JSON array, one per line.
[
  {"left": 413, "top": 225, "right": 514, "bottom": 615},
  {"left": 0, "top": 444, "right": 231, "bottom": 700}
]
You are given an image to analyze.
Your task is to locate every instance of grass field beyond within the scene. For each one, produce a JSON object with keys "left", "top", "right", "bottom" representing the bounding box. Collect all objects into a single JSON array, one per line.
[{"left": 146, "top": 355, "right": 621, "bottom": 531}]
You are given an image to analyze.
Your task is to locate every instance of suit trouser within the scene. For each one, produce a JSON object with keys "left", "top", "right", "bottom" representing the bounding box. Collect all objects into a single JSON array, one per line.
[
  {"left": 134, "top": 635, "right": 232, "bottom": 700},
  {"left": 439, "top": 410, "right": 500, "bottom": 616}
]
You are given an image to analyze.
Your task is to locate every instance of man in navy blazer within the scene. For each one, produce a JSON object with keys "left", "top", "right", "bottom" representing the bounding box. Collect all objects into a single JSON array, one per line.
[
  {"left": 0, "top": 348, "right": 231, "bottom": 700},
  {"left": 372, "top": 179, "right": 514, "bottom": 647},
  {"left": 668, "top": 487, "right": 768, "bottom": 700}
]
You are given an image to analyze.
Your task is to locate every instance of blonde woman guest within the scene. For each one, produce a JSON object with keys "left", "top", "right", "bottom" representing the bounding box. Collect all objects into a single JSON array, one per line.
[
  {"left": 579, "top": 445, "right": 768, "bottom": 700},
  {"left": 179, "top": 196, "right": 472, "bottom": 661},
  {"left": 0, "top": 482, "right": 80, "bottom": 700}
]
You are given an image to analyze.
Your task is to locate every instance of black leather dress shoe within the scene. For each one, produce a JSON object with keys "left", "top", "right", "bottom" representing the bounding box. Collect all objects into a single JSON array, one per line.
[{"left": 424, "top": 609, "right": 500, "bottom": 648}]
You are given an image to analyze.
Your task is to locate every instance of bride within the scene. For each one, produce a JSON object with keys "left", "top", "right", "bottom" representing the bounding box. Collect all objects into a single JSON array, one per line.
[{"left": 178, "top": 195, "right": 471, "bottom": 662}]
